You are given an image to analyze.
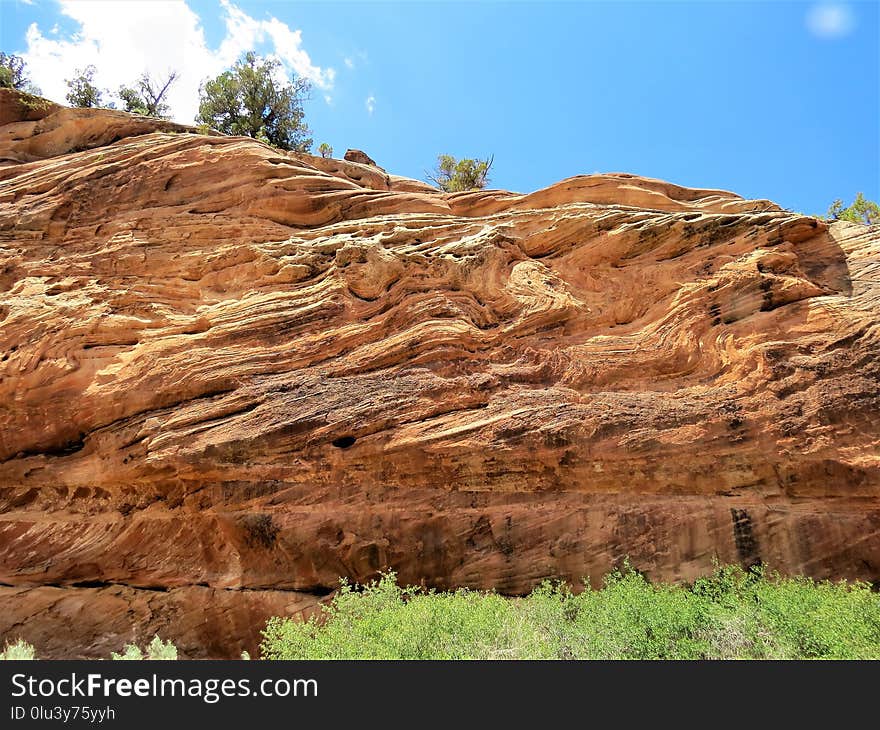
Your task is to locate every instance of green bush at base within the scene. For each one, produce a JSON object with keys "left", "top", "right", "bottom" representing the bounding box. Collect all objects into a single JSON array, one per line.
[
  {"left": 261, "top": 564, "right": 880, "bottom": 660},
  {"left": 0, "top": 638, "right": 36, "bottom": 660}
]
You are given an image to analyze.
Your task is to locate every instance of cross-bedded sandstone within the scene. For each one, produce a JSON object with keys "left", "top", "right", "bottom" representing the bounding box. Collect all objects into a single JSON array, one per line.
[{"left": 1, "top": 89, "right": 877, "bottom": 657}]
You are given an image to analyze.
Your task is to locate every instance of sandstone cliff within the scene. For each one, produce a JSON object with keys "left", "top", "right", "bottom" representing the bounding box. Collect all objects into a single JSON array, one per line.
[{"left": 0, "top": 89, "right": 878, "bottom": 657}]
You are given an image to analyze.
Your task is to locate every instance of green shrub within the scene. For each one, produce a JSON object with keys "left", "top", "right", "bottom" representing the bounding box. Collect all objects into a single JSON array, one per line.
[
  {"left": 826, "top": 193, "right": 880, "bottom": 225},
  {"left": 426, "top": 154, "right": 493, "bottom": 192},
  {"left": 111, "top": 635, "right": 178, "bottom": 660},
  {"left": 261, "top": 565, "right": 880, "bottom": 660},
  {"left": 0, "top": 638, "right": 36, "bottom": 660},
  {"left": 750, "top": 575, "right": 880, "bottom": 659}
]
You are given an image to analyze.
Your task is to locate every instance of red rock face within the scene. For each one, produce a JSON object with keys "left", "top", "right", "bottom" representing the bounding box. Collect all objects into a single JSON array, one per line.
[{"left": 0, "top": 88, "right": 878, "bottom": 657}]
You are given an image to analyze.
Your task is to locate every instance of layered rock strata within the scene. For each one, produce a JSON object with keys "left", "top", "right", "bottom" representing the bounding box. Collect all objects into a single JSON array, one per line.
[{"left": 1, "top": 89, "right": 878, "bottom": 656}]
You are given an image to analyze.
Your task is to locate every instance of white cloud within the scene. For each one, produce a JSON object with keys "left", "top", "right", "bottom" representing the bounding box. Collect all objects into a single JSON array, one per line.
[
  {"left": 21, "top": 0, "right": 334, "bottom": 123},
  {"left": 806, "top": 3, "right": 855, "bottom": 38},
  {"left": 365, "top": 94, "right": 375, "bottom": 115},
  {"left": 344, "top": 57, "right": 354, "bottom": 69},
  {"left": 324, "top": 94, "right": 332, "bottom": 105}
]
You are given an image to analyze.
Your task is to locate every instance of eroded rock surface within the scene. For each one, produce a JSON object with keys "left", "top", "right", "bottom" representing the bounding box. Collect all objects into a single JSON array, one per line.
[
  {"left": 1, "top": 89, "right": 878, "bottom": 656},
  {"left": 343, "top": 148, "right": 380, "bottom": 168}
]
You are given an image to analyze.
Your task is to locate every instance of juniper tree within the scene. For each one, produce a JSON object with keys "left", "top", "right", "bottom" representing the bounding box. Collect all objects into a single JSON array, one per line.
[
  {"left": 196, "top": 52, "right": 312, "bottom": 152},
  {"left": 118, "top": 71, "right": 178, "bottom": 118},
  {"left": 427, "top": 154, "right": 494, "bottom": 192},
  {"left": 65, "top": 65, "right": 103, "bottom": 108},
  {"left": 0, "top": 52, "right": 41, "bottom": 94},
  {"left": 826, "top": 193, "right": 880, "bottom": 225}
]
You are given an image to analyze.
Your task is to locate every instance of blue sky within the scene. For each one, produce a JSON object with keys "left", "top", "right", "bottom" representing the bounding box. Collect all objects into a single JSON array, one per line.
[{"left": 1, "top": 1, "right": 877, "bottom": 215}]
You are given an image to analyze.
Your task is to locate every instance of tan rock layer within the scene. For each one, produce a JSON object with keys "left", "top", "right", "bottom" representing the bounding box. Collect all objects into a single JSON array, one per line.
[
  {"left": 0, "top": 584, "right": 321, "bottom": 659},
  {"left": 0, "top": 89, "right": 878, "bottom": 657}
]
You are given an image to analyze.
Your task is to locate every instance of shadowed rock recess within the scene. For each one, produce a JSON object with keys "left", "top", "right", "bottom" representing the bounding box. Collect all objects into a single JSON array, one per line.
[{"left": 0, "top": 88, "right": 878, "bottom": 657}]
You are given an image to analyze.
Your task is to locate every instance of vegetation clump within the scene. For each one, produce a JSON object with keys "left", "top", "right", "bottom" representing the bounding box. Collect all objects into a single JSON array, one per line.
[
  {"left": 261, "top": 564, "right": 880, "bottom": 660},
  {"left": 427, "top": 154, "right": 493, "bottom": 192},
  {"left": 111, "top": 635, "right": 178, "bottom": 660},
  {"left": 0, "top": 52, "right": 40, "bottom": 94},
  {"left": 0, "top": 638, "right": 36, "bottom": 660},
  {"left": 0, "top": 636, "right": 180, "bottom": 660},
  {"left": 5, "top": 566, "right": 877, "bottom": 660},
  {"left": 117, "top": 71, "right": 178, "bottom": 119},
  {"left": 826, "top": 193, "right": 880, "bottom": 225},
  {"left": 196, "top": 51, "right": 312, "bottom": 152},
  {"left": 65, "top": 65, "right": 104, "bottom": 108}
]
